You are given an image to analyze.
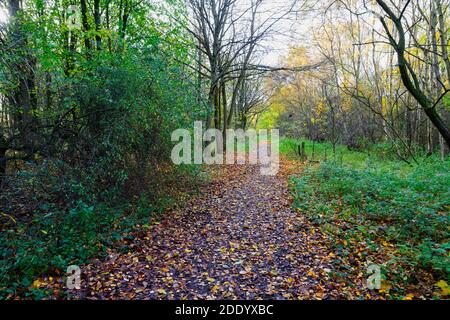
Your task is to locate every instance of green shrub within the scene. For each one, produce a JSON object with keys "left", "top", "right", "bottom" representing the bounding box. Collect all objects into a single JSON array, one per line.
[
  {"left": 0, "top": 48, "right": 204, "bottom": 299},
  {"left": 291, "top": 158, "right": 450, "bottom": 292}
]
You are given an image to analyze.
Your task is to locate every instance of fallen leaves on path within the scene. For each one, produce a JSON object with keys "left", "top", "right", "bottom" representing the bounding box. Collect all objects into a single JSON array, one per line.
[{"left": 44, "top": 159, "right": 392, "bottom": 299}]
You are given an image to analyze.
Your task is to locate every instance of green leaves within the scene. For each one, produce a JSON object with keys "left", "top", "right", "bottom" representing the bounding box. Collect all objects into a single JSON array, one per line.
[{"left": 291, "top": 158, "right": 450, "bottom": 298}]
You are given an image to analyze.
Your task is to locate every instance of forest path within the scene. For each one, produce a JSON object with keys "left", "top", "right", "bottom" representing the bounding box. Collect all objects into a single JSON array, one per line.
[{"left": 75, "top": 160, "right": 340, "bottom": 300}]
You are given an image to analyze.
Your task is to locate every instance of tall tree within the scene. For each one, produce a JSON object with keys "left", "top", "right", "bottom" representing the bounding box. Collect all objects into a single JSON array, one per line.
[{"left": 374, "top": 0, "right": 450, "bottom": 148}]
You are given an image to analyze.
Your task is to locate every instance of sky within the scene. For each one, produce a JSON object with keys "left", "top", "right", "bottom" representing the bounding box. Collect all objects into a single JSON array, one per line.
[
  {"left": 0, "top": 6, "right": 7, "bottom": 24},
  {"left": 260, "top": 16, "right": 315, "bottom": 66},
  {"left": 255, "top": 0, "right": 321, "bottom": 67}
]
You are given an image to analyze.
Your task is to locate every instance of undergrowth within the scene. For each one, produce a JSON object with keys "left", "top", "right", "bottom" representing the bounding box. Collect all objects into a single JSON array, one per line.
[{"left": 291, "top": 155, "right": 450, "bottom": 298}]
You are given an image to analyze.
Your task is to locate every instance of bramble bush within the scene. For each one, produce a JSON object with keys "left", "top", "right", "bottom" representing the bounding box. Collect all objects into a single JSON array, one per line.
[{"left": 0, "top": 49, "right": 204, "bottom": 298}]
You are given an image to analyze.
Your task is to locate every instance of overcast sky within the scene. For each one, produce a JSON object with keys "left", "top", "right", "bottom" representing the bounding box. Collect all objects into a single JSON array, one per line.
[
  {"left": 255, "top": 0, "right": 321, "bottom": 66},
  {"left": 260, "top": 16, "right": 315, "bottom": 66},
  {"left": 0, "top": 6, "right": 7, "bottom": 24}
]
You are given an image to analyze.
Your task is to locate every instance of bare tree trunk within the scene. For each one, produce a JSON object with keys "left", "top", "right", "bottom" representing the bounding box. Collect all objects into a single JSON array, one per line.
[
  {"left": 0, "top": 132, "right": 6, "bottom": 184},
  {"left": 7, "top": 0, "right": 38, "bottom": 155},
  {"left": 430, "top": 1, "right": 448, "bottom": 158},
  {"left": 80, "top": 0, "right": 91, "bottom": 50},
  {"left": 94, "top": 0, "right": 102, "bottom": 50},
  {"left": 434, "top": 0, "right": 450, "bottom": 157},
  {"left": 435, "top": 0, "right": 450, "bottom": 84},
  {"left": 222, "top": 83, "right": 228, "bottom": 148},
  {"left": 376, "top": 0, "right": 450, "bottom": 149},
  {"left": 106, "top": 1, "right": 112, "bottom": 52},
  {"left": 213, "top": 87, "right": 220, "bottom": 129}
]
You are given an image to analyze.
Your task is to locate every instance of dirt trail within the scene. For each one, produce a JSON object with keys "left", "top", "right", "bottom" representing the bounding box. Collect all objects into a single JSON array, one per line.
[{"left": 74, "top": 161, "right": 340, "bottom": 300}]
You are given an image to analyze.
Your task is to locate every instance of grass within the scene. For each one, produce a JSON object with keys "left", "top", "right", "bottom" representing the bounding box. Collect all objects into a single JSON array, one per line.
[
  {"left": 280, "top": 137, "right": 419, "bottom": 173},
  {"left": 285, "top": 137, "right": 450, "bottom": 298}
]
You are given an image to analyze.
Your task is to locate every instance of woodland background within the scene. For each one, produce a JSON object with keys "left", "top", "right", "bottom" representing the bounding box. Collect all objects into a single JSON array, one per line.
[{"left": 0, "top": 0, "right": 448, "bottom": 299}]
